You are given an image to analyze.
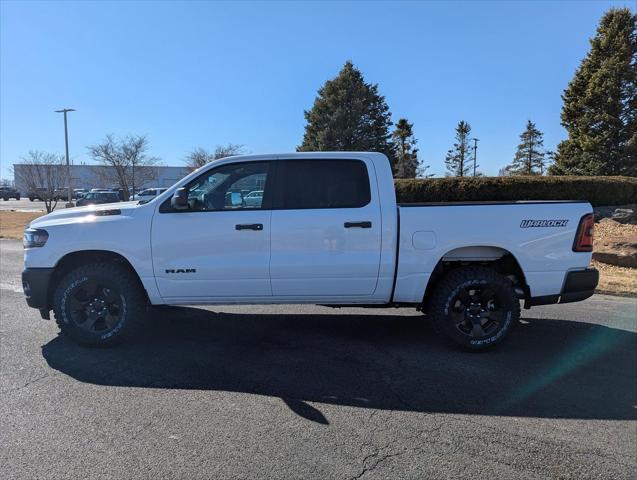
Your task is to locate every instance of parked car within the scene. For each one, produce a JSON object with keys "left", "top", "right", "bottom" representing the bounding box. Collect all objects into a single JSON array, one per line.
[
  {"left": 54, "top": 188, "right": 89, "bottom": 201},
  {"left": 75, "top": 191, "right": 121, "bottom": 206},
  {"left": 53, "top": 188, "right": 71, "bottom": 201},
  {"left": 22, "top": 152, "right": 598, "bottom": 350},
  {"left": 131, "top": 188, "right": 167, "bottom": 203},
  {"left": 73, "top": 189, "right": 89, "bottom": 199},
  {"left": 243, "top": 190, "right": 263, "bottom": 207},
  {"left": 111, "top": 188, "right": 126, "bottom": 201},
  {"left": 28, "top": 188, "right": 47, "bottom": 201},
  {"left": 0, "top": 187, "right": 20, "bottom": 200},
  {"left": 88, "top": 188, "right": 125, "bottom": 200}
]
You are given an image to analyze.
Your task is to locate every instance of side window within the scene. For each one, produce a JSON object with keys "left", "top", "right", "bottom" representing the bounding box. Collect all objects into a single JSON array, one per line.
[
  {"left": 162, "top": 161, "right": 270, "bottom": 212},
  {"left": 273, "top": 160, "right": 371, "bottom": 209}
]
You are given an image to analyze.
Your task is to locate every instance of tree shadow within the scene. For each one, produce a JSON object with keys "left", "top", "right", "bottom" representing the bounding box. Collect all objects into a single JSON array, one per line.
[{"left": 42, "top": 307, "right": 637, "bottom": 423}]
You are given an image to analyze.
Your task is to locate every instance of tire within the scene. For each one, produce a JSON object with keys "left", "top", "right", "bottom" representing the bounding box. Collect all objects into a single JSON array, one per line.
[
  {"left": 428, "top": 267, "right": 520, "bottom": 351},
  {"left": 53, "top": 263, "right": 147, "bottom": 347},
  {"left": 29, "top": 197, "right": 34, "bottom": 202}
]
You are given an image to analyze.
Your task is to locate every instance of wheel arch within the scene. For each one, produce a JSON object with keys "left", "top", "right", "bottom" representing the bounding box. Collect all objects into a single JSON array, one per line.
[
  {"left": 47, "top": 250, "right": 148, "bottom": 308},
  {"left": 421, "top": 245, "right": 528, "bottom": 312}
]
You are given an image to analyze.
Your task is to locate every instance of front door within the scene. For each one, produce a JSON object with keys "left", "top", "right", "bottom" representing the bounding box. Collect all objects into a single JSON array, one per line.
[{"left": 151, "top": 161, "right": 273, "bottom": 301}]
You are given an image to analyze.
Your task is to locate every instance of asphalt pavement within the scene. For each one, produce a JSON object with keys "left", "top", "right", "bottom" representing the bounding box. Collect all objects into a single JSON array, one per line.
[{"left": 1, "top": 238, "right": 636, "bottom": 479}]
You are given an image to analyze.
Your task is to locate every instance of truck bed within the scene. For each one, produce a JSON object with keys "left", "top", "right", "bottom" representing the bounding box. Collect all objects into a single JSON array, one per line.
[{"left": 392, "top": 200, "right": 593, "bottom": 303}]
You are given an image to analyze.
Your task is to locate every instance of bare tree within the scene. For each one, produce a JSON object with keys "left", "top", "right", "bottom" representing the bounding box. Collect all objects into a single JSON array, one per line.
[
  {"left": 185, "top": 143, "right": 245, "bottom": 171},
  {"left": 13, "top": 151, "right": 68, "bottom": 213},
  {"left": 87, "top": 135, "right": 160, "bottom": 200}
]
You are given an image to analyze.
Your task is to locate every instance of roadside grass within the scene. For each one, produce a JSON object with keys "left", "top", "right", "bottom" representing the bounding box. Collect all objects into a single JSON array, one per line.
[
  {"left": 0, "top": 211, "right": 43, "bottom": 239},
  {"left": 592, "top": 260, "right": 637, "bottom": 297},
  {"left": 592, "top": 220, "right": 636, "bottom": 297},
  {"left": 0, "top": 210, "right": 634, "bottom": 297}
]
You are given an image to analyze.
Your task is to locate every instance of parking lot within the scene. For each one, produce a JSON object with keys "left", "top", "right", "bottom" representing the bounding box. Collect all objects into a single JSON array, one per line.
[
  {"left": 0, "top": 198, "right": 48, "bottom": 212},
  {"left": 1, "top": 238, "right": 636, "bottom": 479}
]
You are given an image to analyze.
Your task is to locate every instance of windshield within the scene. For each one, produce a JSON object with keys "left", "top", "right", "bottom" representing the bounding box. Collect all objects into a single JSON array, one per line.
[{"left": 188, "top": 173, "right": 226, "bottom": 199}]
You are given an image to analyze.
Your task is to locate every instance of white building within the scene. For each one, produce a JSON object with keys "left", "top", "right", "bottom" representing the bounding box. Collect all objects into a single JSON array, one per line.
[{"left": 13, "top": 164, "right": 190, "bottom": 195}]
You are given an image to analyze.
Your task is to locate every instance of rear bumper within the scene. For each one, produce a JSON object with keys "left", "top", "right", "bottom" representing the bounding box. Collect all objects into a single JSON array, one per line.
[
  {"left": 526, "top": 268, "right": 599, "bottom": 308},
  {"left": 560, "top": 268, "right": 599, "bottom": 303},
  {"left": 22, "top": 268, "right": 54, "bottom": 314}
]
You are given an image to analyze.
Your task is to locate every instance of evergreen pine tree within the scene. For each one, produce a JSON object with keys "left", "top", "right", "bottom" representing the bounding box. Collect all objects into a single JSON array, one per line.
[
  {"left": 445, "top": 121, "right": 473, "bottom": 177},
  {"left": 550, "top": 8, "right": 637, "bottom": 176},
  {"left": 298, "top": 61, "right": 393, "bottom": 159},
  {"left": 506, "top": 120, "right": 546, "bottom": 175},
  {"left": 391, "top": 118, "right": 426, "bottom": 178}
]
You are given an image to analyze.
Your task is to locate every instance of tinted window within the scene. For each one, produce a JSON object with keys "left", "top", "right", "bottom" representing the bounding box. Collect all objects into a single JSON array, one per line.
[{"left": 273, "top": 160, "right": 370, "bottom": 209}]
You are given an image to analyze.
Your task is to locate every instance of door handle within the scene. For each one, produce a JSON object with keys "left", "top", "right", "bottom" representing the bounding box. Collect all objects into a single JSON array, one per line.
[
  {"left": 235, "top": 223, "right": 263, "bottom": 231},
  {"left": 344, "top": 221, "right": 372, "bottom": 228}
]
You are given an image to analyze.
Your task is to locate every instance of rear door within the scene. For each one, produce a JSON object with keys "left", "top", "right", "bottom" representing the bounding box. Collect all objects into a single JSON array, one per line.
[{"left": 269, "top": 158, "right": 382, "bottom": 298}]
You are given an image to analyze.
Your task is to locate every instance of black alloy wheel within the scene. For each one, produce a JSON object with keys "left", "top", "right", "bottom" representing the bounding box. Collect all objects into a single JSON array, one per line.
[
  {"left": 428, "top": 266, "right": 520, "bottom": 350},
  {"left": 67, "top": 280, "right": 124, "bottom": 334},
  {"left": 448, "top": 285, "right": 504, "bottom": 339}
]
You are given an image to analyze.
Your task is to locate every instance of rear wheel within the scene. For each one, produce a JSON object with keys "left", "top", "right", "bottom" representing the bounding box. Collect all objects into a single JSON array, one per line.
[
  {"left": 428, "top": 267, "right": 519, "bottom": 350},
  {"left": 53, "top": 263, "right": 147, "bottom": 347}
]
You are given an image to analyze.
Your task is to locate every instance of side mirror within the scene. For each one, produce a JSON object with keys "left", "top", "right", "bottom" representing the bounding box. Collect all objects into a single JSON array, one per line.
[
  {"left": 171, "top": 188, "right": 190, "bottom": 210},
  {"left": 230, "top": 192, "right": 242, "bottom": 207}
]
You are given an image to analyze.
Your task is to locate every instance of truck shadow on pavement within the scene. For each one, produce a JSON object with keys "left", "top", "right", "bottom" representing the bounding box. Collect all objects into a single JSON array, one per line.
[{"left": 42, "top": 307, "right": 637, "bottom": 424}]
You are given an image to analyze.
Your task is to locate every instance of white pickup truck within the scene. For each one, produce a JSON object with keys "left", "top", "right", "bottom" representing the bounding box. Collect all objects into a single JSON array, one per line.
[{"left": 22, "top": 152, "right": 598, "bottom": 350}]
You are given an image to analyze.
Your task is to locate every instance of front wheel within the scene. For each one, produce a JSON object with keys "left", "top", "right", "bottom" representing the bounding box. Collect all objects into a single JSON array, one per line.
[
  {"left": 53, "top": 263, "right": 147, "bottom": 347},
  {"left": 428, "top": 267, "right": 520, "bottom": 350}
]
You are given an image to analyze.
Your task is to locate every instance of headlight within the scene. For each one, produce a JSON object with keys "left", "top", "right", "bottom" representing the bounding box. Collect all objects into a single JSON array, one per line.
[{"left": 23, "top": 228, "right": 49, "bottom": 248}]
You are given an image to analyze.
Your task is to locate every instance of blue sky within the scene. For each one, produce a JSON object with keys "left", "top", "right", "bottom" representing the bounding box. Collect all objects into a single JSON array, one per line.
[{"left": 1, "top": 0, "right": 633, "bottom": 179}]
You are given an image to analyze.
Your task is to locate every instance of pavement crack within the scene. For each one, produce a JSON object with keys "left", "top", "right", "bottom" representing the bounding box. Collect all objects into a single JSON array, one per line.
[
  {"left": 348, "top": 447, "right": 403, "bottom": 480},
  {"left": 1, "top": 372, "right": 52, "bottom": 393}
]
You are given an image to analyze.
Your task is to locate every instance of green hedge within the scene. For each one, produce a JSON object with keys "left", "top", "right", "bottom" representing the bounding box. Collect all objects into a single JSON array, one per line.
[{"left": 394, "top": 176, "right": 637, "bottom": 207}]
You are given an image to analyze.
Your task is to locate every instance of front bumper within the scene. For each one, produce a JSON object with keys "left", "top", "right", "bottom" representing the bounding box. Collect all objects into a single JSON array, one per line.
[
  {"left": 526, "top": 267, "right": 599, "bottom": 308},
  {"left": 22, "top": 268, "right": 54, "bottom": 316}
]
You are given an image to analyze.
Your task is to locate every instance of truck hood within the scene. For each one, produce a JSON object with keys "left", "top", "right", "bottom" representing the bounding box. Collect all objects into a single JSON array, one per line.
[{"left": 28, "top": 202, "right": 140, "bottom": 229}]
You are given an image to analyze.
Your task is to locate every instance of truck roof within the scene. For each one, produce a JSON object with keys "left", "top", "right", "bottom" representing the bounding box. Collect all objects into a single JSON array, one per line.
[{"left": 216, "top": 152, "right": 387, "bottom": 163}]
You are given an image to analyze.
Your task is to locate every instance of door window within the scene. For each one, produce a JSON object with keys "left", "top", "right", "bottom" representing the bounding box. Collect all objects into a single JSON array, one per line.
[
  {"left": 273, "top": 160, "right": 370, "bottom": 209},
  {"left": 161, "top": 162, "right": 270, "bottom": 212}
]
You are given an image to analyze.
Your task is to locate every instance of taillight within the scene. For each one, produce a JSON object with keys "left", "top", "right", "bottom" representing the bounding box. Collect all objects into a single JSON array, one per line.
[{"left": 573, "top": 213, "right": 594, "bottom": 252}]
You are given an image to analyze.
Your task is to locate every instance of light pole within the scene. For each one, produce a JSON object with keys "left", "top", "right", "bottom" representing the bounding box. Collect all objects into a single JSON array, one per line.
[
  {"left": 471, "top": 138, "right": 479, "bottom": 177},
  {"left": 131, "top": 161, "right": 135, "bottom": 200},
  {"left": 55, "top": 108, "right": 75, "bottom": 207}
]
